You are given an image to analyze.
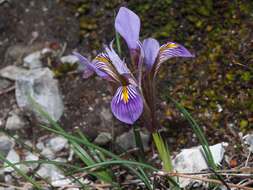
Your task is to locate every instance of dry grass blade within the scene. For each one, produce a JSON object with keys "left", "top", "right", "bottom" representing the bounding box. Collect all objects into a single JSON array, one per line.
[
  {"left": 0, "top": 85, "right": 15, "bottom": 95},
  {"left": 156, "top": 171, "right": 253, "bottom": 190}
]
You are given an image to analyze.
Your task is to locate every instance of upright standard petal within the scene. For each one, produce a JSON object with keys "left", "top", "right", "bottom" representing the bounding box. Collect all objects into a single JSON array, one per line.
[
  {"left": 154, "top": 42, "right": 195, "bottom": 76},
  {"left": 105, "top": 41, "right": 131, "bottom": 75},
  {"left": 111, "top": 85, "right": 143, "bottom": 124},
  {"left": 142, "top": 38, "right": 160, "bottom": 73},
  {"left": 73, "top": 51, "right": 110, "bottom": 80},
  {"left": 115, "top": 7, "right": 140, "bottom": 50}
]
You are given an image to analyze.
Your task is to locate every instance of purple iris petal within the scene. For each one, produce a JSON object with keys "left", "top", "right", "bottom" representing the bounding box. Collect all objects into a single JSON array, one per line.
[
  {"left": 73, "top": 51, "right": 110, "bottom": 80},
  {"left": 154, "top": 42, "right": 195, "bottom": 76},
  {"left": 93, "top": 52, "right": 122, "bottom": 83},
  {"left": 111, "top": 85, "right": 143, "bottom": 124},
  {"left": 82, "top": 68, "right": 94, "bottom": 78},
  {"left": 115, "top": 7, "right": 140, "bottom": 50},
  {"left": 105, "top": 41, "right": 131, "bottom": 75},
  {"left": 142, "top": 38, "right": 160, "bottom": 73}
]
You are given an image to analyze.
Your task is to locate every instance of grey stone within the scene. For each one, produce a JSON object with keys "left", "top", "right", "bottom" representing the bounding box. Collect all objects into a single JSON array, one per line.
[
  {"left": 15, "top": 68, "right": 64, "bottom": 123},
  {"left": 0, "top": 134, "right": 14, "bottom": 157},
  {"left": 60, "top": 55, "right": 79, "bottom": 64},
  {"left": 93, "top": 132, "right": 111, "bottom": 146},
  {"left": 37, "top": 163, "right": 71, "bottom": 185},
  {"left": 23, "top": 51, "right": 43, "bottom": 69},
  {"left": 172, "top": 143, "right": 225, "bottom": 188},
  {"left": 41, "top": 147, "right": 55, "bottom": 160},
  {"left": 243, "top": 134, "right": 253, "bottom": 153},
  {"left": 0, "top": 66, "right": 29, "bottom": 81},
  {"left": 116, "top": 130, "right": 150, "bottom": 151},
  {"left": 25, "top": 153, "right": 39, "bottom": 170},
  {"left": 4, "top": 149, "right": 20, "bottom": 172},
  {"left": 5, "top": 43, "right": 44, "bottom": 60},
  {"left": 0, "top": 79, "right": 11, "bottom": 89},
  {"left": 5, "top": 112, "right": 25, "bottom": 130},
  {"left": 48, "top": 136, "right": 68, "bottom": 153},
  {"left": 4, "top": 174, "right": 13, "bottom": 185}
]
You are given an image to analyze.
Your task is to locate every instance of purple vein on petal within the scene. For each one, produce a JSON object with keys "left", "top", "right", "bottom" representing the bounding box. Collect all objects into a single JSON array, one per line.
[
  {"left": 154, "top": 42, "right": 195, "bottom": 76},
  {"left": 111, "top": 85, "right": 143, "bottom": 124},
  {"left": 73, "top": 51, "right": 110, "bottom": 80}
]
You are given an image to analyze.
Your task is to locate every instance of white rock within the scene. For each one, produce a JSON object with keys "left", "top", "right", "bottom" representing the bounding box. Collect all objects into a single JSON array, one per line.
[
  {"left": 0, "top": 66, "right": 29, "bottom": 81},
  {"left": 19, "top": 164, "right": 30, "bottom": 174},
  {"left": 36, "top": 141, "right": 45, "bottom": 150},
  {"left": 5, "top": 113, "right": 25, "bottom": 130},
  {"left": 173, "top": 143, "right": 225, "bottom": 188},
  {"left": 37, "top": 164, "right": 71, "bottom": 185},
  {"left": 49, "top": 136, "right": 68, "bottom": 153},
  {"left": 15, "top": 68, "right": 64, "bottom": 123},
  {"left": 41, "top": 48, "right": 54, "bottom": 55},
  {"left": 36, "top": 164, "right": 55, "bottom": 179},
  {"left": 243, "top": 134, "right": 253, "bottom": 153},
  {"left": 4, "top": 174, "right": 13, "bottom": 184},
  {"left": 4, "top": 149, "right": 20, "bottom": 172},
  {"left": 25, "top": 153, "right": 39, "bottom": 170},
  {"left": 60, "top": 55, "right": 79, "bottom": 64},
  {"left": 0, "top": 134, "right": 14, "bottom": 157},
  {"left": 41, "top": 147, "right": 56, "bottom": 160},
  {"left": 68, "top": 149, "right": 74, "bottom": 162},
  {"left": 23, "top": 51, "right": 41, "bottom": 63},
  {"left": 94, "top": 132, "right": 111, "bottom": 146},
  {"left": 23, "top": 51, "right": 42, "bottom": 69}
]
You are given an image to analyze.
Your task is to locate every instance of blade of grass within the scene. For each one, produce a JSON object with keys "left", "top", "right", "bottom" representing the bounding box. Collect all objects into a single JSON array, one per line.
[
  {"left": 27, "top": 94, "right": 153, "bottom": 189},
  {"left": 165, "top": 95, "right": 216, "bottom": 169},
  {"left": 0, "top": 153, "right": 43, "bottom": 190},
  {"left": 101, "top": 131, "right": 151, "bottom": 188},
  {"left": 39, "top": 124, "right": 153, "bottom": 189},
  {"left": 133, "top": 124, "right": 146, "bottom": 163},
  {"left": 1, "top": 129, "right": 90, "bottom": 190}
]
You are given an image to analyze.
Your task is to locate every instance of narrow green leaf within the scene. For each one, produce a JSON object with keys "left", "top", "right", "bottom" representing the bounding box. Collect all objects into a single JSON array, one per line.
[
  {"left": 133, "top": 124, "right": 146, "bottom": 163},
  {"left": 0, "top": 153, "right": 43, "bottom": 190},
  {"left": 165, "top": 95, "right": 216, "bottom": 170}
]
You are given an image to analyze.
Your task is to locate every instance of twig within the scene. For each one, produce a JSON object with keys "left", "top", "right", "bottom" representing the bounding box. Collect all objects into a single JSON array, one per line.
[
  {"left": 0, "top": 182, "right": 24, "bottom": 190},
  {"left": 0, "top": 85, "right": 15, "bottom": 95},
  {"left": 156, "top": 171, "right": 253, "bottom": 190},
  {"left": 242, "top": 180, "right": 253, "bottom": 187},
  {"left": 58, "top": 42, "right": 67, "bottom": 58},
  {"left": 208, "top": 168, "right": 230, "bottom": 190},
  {"left": 166, "top": 168, "right": 253, "bottom": 175},
  {"left": 245, "top": 152, "right": 251, "bottom": 168}
]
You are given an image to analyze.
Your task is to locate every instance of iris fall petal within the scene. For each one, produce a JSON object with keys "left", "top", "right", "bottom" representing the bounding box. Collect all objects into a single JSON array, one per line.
[
  {"left": 111, "top": 85, "right": 143, "bottom": 124},
  {"left": 73, "top": 51, "right": 110, "bottom": 80},
  {"left": 154, "top": 42, "right": 195, "bottom": 76}
]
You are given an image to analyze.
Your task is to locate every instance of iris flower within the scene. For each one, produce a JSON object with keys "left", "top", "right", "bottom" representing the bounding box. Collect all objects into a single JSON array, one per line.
[
  {"left": 74, "top": 7, "right": 194, "bottom": 131},
  {"left": 73, "top": 41, "right": 143, "bottom": 125},
  {"left": 115, "top": 7, "right": 194, "bottom": 131}
]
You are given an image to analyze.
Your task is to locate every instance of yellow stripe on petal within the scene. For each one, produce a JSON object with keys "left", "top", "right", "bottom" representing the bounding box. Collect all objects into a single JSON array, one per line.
[
  {"left": 159, "top": 43, "right": 178, "bottom": 54},
  {"left": 93, "top": 56, "right": 111, "bottom": 65},
  {"left": 122, "top": 86, "right": 128, "bottom": 103}
]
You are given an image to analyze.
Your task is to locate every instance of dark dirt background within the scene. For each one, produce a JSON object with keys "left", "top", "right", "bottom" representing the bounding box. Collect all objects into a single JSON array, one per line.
[{"left": 0, "top": 0, "right": 253, "bottom": 153}]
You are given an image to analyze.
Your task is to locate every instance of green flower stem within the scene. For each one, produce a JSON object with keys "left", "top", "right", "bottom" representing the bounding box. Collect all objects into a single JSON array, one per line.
[{"left": 152, "top": 132, "right": 173, "bottom": 173}]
